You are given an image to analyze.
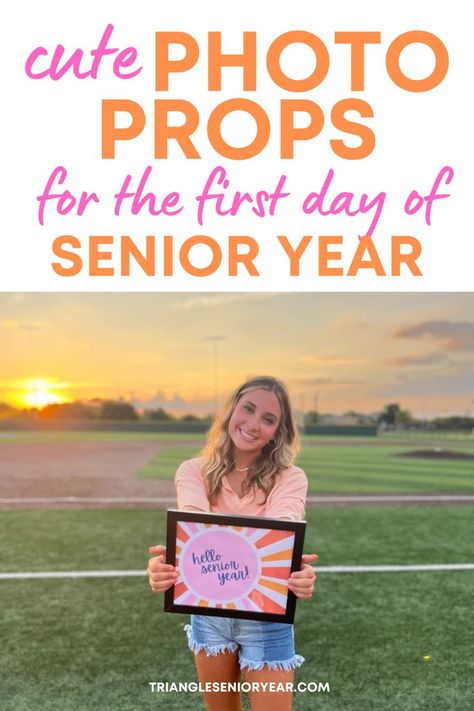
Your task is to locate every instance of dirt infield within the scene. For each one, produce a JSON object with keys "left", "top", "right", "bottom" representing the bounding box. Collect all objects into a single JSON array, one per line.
[
  {"left": 1, "top": 439, "right": 473, "bottom": 509},
  {"left": 0, "top": 441, "right": 176, "bottom": 506},
  {"left": 397, "top": 449, "right": 474, "bottom": 460}
]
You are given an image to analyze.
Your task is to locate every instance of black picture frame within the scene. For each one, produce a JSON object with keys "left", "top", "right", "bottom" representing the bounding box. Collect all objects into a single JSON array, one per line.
[{"left": 164, "top": 509, "right": 306, "bottom": 624}]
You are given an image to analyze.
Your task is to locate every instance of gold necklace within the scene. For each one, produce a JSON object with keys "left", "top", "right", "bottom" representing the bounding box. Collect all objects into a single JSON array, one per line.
[{"left": 234, "top": 464, "right": 249, "bottom": 472}]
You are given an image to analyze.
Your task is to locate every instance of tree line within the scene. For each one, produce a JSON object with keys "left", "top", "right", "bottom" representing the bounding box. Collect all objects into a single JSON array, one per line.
[
  {"left": 1, "top": 400, "right": 473, "bottom": 431},
  {"left": 0, "top": 400, "right": 211, "bottom": 423}
]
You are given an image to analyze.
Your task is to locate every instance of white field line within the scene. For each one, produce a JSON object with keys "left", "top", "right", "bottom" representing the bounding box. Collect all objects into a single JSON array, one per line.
[
  {"left": 0, "top": 497, "right": 177, "bottom": 504},
  {"left": 1, "top": 563, "right": 474, "bottom": 581},
  {"left": 307, "top": 495, "right": 474, "bottom": 503},
  {"left": 1, "top": 495, "right": 474, "bottom": 505}
]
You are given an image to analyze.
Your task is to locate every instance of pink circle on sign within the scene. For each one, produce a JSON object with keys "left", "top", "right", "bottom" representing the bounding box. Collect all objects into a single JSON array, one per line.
[{"left": 182, "top": 528, "right": 260, "bottom": 601}]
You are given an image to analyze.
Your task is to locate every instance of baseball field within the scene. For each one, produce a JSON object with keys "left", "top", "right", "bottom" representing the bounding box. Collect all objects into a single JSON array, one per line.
[{"left": 1, "top": 431, "right": 473, "bottom": 710}]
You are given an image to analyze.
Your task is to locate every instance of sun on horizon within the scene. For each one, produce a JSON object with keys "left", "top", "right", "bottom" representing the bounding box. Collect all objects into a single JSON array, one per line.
[{"left": 9, "top": 378, "right": 71, "bottom": 410}]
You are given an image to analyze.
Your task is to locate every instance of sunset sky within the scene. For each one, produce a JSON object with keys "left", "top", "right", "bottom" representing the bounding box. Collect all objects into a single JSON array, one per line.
[{"left": 0, "top": 292, "right": 473, "bottom": 417}]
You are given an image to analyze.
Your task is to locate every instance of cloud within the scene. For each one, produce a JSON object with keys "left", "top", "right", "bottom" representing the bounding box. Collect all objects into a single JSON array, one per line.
[
  {"left": 135, "top": 391, "right": 215, "bottom": 415},
  {"left": 296, "top": 377, "right": 334, "bottom": 386},
  {"left": 1, "top": 320, "right": 46, "bottom": 331},
  {"left": 296, "top": 377, "right": 364, "bottom": 386},
  {"left": 386, "top": 352, "right": 451, "bottom": 367},
  {"left": 301, "top": 356, "right": 363, "bottom": 366},
  {"left": 171, "top": 293, "right": 275, "bottom": 310},
  {"left": 394, "top": 320, "right": 474, "bottom": 351},
  {"left": 376, "top": 369, "right": 474, "bottom": 398}
]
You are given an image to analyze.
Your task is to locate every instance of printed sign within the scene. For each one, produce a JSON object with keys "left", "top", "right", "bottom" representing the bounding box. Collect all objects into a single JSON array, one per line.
[{"left": 164, "top": 510, "right": 306, "bottom": 623}]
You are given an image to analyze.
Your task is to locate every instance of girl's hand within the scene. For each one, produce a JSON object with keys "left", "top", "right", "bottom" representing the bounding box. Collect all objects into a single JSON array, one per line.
[
  {"left": 147, "top": 544, "right": 179, "bottom": 593},
  {"left": 287, "top": 553, "right": 318, "bottom": 600}
]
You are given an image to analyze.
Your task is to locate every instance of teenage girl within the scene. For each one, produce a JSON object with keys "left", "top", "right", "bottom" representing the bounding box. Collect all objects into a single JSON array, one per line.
[{"left": 148, "top": 376, "right": 317, "bottom": 711}]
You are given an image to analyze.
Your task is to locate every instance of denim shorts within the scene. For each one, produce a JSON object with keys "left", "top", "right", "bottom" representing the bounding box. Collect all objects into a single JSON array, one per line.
[{"left": 185, "top": 615, "right": 305, "bottom": 672}]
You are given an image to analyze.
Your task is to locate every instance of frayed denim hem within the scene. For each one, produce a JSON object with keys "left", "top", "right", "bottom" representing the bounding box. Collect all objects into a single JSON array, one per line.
[
  {"left": 184, "top": 624, "right": 239, "bottom": 657},
  {"left": 239, "top": 653, "right": 305, "bottom": 672}
]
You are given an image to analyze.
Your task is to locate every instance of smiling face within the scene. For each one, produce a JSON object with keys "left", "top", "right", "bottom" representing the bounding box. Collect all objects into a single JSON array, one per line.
[{"left": 228, "top": 388, "right": 282, "bottom": 457}]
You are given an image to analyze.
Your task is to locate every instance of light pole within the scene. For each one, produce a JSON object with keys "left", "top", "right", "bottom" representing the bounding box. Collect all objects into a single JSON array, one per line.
[
  {"left": 299, "top": 392, "right": 305, "bottom": 435},
  {"left": 205, "top": 336, "right": 227, "bottom": 413}
]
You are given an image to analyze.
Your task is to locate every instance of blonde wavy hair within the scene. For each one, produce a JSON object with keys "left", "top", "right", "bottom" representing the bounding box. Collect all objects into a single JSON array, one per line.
[{"left": 201, "top": 376, "right": 300, "bottom": 504}]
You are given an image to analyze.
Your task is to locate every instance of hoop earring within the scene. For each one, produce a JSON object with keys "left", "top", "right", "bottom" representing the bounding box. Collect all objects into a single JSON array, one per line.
[{"left": 268, "top": 438, "right": 276, "bottom": 447}]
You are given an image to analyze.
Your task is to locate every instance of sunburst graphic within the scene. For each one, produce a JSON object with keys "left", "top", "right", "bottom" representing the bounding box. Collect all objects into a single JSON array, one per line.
[{"left": 173, "top": 522, "right": 295, "bottom": 614}]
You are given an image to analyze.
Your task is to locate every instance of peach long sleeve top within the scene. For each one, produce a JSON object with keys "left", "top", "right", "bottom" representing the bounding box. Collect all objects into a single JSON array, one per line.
[{"left": 175, "top": 457, "right": 307, "bottom": 521}]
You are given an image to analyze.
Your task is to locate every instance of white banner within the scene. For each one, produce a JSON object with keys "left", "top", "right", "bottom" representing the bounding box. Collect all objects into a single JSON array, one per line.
[{"left": 1, "top": 0, "right": 472, "bottom": 291}]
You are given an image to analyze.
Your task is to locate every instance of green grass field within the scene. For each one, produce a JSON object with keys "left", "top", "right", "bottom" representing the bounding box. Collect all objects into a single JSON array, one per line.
[
  {"left": 1, "top": 431, "right": 473, "bottom": 708},
  {"left": 1, "top": 506, "right": 473, "bottom": 710},
  {"left": 2, "top": 429, "right": 472, "bottom": 493},
  {"left": 137, "top": 437, "right": 474, "bottom": 494}
]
